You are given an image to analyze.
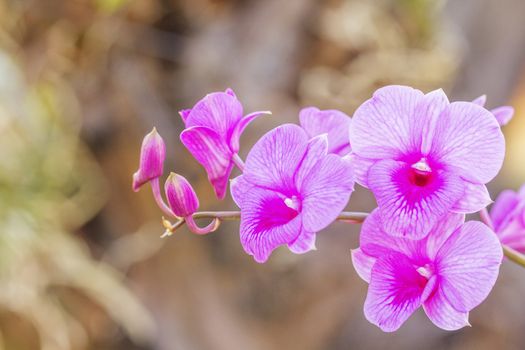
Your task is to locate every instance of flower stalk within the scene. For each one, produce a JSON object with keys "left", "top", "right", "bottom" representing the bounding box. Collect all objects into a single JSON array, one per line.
[{"left": 162, "top": 209, "right": 525, "bottom": 269}]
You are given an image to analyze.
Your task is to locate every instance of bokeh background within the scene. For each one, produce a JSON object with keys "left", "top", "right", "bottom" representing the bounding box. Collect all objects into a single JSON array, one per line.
[{"left": 2, "top": 0, "right": 525, "bottom": 349}]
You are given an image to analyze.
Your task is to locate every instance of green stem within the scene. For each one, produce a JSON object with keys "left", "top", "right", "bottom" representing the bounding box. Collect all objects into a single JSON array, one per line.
[{"left": 502, "top": 245, "right": 525, "bottom": 267}]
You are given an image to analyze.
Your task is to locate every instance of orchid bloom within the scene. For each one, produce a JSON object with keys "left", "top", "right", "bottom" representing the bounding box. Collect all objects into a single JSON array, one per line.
[
  {"left": 231, "top": 124, "right": 355, "bottom": 263},
  {"left": 490, "top": 185, "right": 525, "bottom": 252},
  {"left": 299, "top": 107, "right": 352, "bottom": 155},
  {"left": 472, "top": 94, "right": 515, "bottom": 126},
  {"left": 350, "top": 85, "right": 505, "bottom": 239},
  {"left": 180, "top": 89, "right": 270, "bottom": 199},
  {"left": 132, "top": 84, "right": 520, "bottom": 334},
  {"left": 352, "top": 210, "right": 502, "bottom": 332}
]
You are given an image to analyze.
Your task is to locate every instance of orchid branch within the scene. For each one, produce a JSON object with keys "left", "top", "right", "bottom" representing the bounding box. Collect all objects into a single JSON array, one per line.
[
  {"left": 162, "top": 209, "right": 525, "bottom": 269},
  {"left": 161, "top": 211, "right": 368, "bottom": 237}
]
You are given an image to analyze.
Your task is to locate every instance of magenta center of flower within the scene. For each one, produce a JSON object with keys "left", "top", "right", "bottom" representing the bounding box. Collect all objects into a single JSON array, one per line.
[
  {"left": 408, "top": 158, "right": 433, "bottom": 187},
  {"left": 256, "top": 194, "right": 301, "bottom": 231}
]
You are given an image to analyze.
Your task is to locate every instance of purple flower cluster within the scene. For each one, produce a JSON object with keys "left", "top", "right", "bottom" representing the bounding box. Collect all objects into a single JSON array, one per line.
[{"left": 133, "top": 85, "right": 519, "bottom": 332}]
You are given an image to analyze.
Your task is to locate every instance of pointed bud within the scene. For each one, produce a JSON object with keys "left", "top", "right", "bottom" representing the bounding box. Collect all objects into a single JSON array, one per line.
[
  {"left": 132, "top": 128, "right": 166, "bottom": 192},
  {"left": 164, "top": 173, "right": 199, "bottom": 217}
]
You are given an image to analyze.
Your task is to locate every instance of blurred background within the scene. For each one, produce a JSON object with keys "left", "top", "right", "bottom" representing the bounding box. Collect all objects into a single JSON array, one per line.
[{"left": 1, "top": 0, "right": 525, "bottom": 349}]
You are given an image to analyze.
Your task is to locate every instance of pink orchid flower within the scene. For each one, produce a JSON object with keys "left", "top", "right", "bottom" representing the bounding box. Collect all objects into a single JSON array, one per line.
[
  {"left": 352, "top": 210, "right": 502, "bottom": 332},
  {"left": 490, "top": 185, "right": 525, "bottom": 252},
  {"left": 350, "top": 85, "right": 505, "bottom": 239},
  {"left": 231, "top": 124, "right": 355, "bottom": 263},
  {"left": 472, "top": 94, "right": 515, "bottom": 126},
  {"left": 299, "top": 107, "right": 352, "bottom": 155},
  {"left": 180, "top": 89, "right": 270, "bottom": 199}
]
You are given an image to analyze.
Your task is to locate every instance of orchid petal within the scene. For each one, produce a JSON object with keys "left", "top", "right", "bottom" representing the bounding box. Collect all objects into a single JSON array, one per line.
[
  {"left": 472, "top": 95, "right": 487, "bottom": 106},
  {"left": 230, "top": 175, "right": 254, "bottom": 208},
  {"left": 491, "top": 106, "right": 514, "bottom": 126},
  {"left": 244, "top": 124, "right": 308, "bottom": 193},
  {"left": 423, "top": 213, "right": 465, "bottom": 260},
  {"left": 491, "top": 190, "right": 521, "bottom": 231},
  {"left": 351, "top": 248, "right": 376, "bottom": 283},
  {"left": 287, "top": 229, "right": 316, "bottom": 254},
  {"left": 299, "top": 154, "right": 354, "bottom": 232},
  {"left": 497, "top": 220, "right": 525, "bottom": 251},
  {"left": 423, "top": 287, "right": 470, "bottom": 331},
  {"left": 294, "top": 134, "right": 329, "bottom": 186},
  {"left": 436, "top": 221, "right": 503, "bottom": 312},
  {"left": 180, "top": 126, "right": 233, "bottom": 199},
  {"left": 364, "top": 251, "right": 425, "bottom": 332},
  {"left": 430, "top": 102, "right": 505, "bottom": 183},
  {"left": 229, "top": 110, "right": 271, "bottom": 153},
  {"left": 451, "top": 181, "right": 492, "bottom": 213},
  {"left": 359, "top": 210, "right": 464, "bottom": 263},
  {"left": 350, "top": 85, "right": 423, "bottom": 160},
  {"left": 184, "top": 90, "right": 243, "bottom": 135},
  {"left": 299, "top": 107, "right": 352, "bottom": 155},
  {"left": 412, "top": 89, "right": 449, "bottom": 154},
  {"left": 179, "top": 109, "right": 192, "bottom": 123},
  {"left": 239, "top": 187, "right": 302, "bottom": 263},
  {"left": 351, "top": 155, "right": 376, "bottom": 187}
]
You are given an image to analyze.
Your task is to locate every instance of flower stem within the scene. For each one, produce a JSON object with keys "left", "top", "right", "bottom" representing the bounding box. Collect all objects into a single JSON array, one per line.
[
  {"left": 232, "top": 153, "right": 245, "bottom": 172},
  {"left": 185, "top": 215, "right": 221, "bottom": 235},
  {"left": 150, "top": 178, "right": 176, "bottom": 218},
  {"left": 163, "top": 209, "right": 525, "bottom": 270},
  {"left": 166, "top": 210, "right": 368, "bottom": 232},
  {"left": 502, "top": 245, "right": 525, "bottom": 267}
]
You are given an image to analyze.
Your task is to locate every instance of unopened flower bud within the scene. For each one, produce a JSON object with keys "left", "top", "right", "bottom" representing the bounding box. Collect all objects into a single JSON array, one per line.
[
  {"left": 164, "top": 172, "right": 199, "bottom": 218},
  {"left": 132, "top": 128, "right": 166, "bottom": 192}
]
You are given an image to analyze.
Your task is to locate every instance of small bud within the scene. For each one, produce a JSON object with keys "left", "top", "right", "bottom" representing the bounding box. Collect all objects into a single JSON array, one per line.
[
  {"left": 164, "top": 173, "right": 199, "bottom": 218},
  {"left": 132, "top": 128, "right": 166, "bottom": 192}
]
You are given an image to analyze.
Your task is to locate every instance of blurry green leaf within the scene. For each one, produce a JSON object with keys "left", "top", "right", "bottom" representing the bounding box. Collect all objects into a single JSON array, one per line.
[{"left": 94, "top": 0, "right": 130, "bottom": 14}]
